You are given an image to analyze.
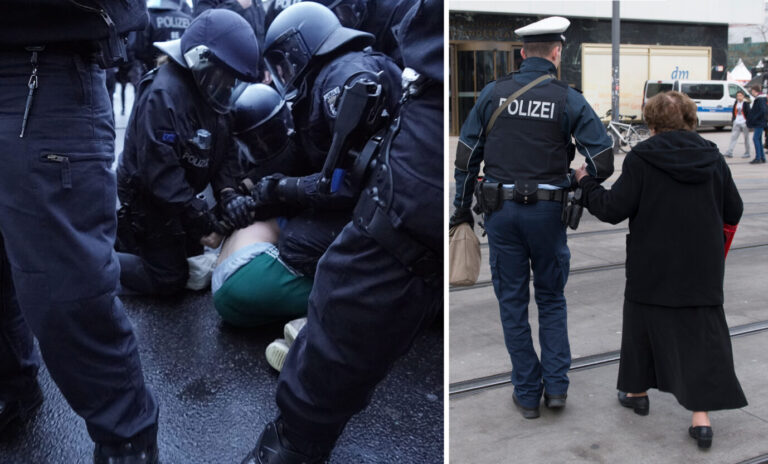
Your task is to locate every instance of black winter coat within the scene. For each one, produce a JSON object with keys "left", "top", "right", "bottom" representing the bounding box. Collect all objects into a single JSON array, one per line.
[
  {"left": 579, "top": 130, "right": 743, "bottom": 307},
  {"left": 746, "top": 96, "right": 766, "bottom": 128}
]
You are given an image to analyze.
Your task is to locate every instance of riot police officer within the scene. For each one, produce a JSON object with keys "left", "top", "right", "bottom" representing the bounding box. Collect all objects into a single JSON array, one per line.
[
  {"left": 116, "top": 8, "right": 261, "bottom": 296},
  {"left": 0, "top": 1, "right": 160, "bottom": 462},
  {"left": 267, "top": 0, "right": 415, "bottom": 67},
  {"left": 131, "top": 0, "right": 192, "bottom": 74},
  {"left": 231, "top": 84, "right": 350, "bottom": 278},
  {"left": 450, "top": 16, "right": 614, "bottom": 419},
  {"left": 241, "top": 0, "right": 442, "bottom": 462},
  {"left": 247, "top": 2, "right": 402, "bottom": 210}
]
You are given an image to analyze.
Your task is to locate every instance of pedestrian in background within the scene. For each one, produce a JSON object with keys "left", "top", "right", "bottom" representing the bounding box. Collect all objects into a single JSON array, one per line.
[
  {"left": 724, "top": 90, "right": 750, "bottom": 159},
  {"left": 575, "top": 90, "right": 747, "bottom": 450},
  {"left": 747, "top": 84, "right": 767, "bottom": 164}
]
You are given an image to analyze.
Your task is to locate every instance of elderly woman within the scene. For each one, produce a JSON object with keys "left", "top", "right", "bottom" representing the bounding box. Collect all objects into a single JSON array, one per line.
[{"left": 575, "top": 91, "right": 747, "bottom": 449}]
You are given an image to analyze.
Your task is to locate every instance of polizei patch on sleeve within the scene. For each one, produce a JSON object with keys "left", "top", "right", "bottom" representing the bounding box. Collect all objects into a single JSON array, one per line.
[{"left": 323, "top": 86, "right": 342, "bottom": 117}]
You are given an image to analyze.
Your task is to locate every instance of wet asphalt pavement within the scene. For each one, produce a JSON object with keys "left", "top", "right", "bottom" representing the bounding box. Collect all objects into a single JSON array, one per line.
[{"left": 0, "top": 291, "right": 443, "bottom": 463}]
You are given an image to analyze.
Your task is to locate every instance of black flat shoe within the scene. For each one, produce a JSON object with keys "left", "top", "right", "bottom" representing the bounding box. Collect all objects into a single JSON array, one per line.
[
  {"left": 512, "top": 394, "right": 540, "bottom": 419},
  {"left": 544, "top": 393, "right": 567, "bottom": 409},
  {"left": 617, "top": 391, "right": 649, "bottom": 416},
  {"left": 689, "top": 425, "right": 713, "bottom": 449}
]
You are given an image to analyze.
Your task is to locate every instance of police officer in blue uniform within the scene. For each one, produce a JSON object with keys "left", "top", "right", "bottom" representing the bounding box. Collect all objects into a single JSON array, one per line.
[
  {"left": 241, "top": 1, "right": 442, "bottom": 462},
  {"left": 450, "top": 16, "right": 614, "bottom": 419},
  {"left": 116, "top": 9, "right": 261, "bottom": 296},
  {"left": 131, "top": 0, "right": 192, "bottom": 74},
  {"left": 267, "top": 0, "right": 415, "bottom": 67},
  {"left": 249, "top": 1, "right": 401, "bottom": 201},
  {"left": 0, "top": 1, "right": 161, "bottom": 462}
]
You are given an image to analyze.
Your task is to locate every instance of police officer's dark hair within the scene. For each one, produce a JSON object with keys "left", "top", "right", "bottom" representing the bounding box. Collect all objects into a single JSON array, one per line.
[
  {"left": 643, "top": 91, "right": 697, "bottom": 133},
  {"left": 522, "top": 41, "right": 561, "bottom": 58}
]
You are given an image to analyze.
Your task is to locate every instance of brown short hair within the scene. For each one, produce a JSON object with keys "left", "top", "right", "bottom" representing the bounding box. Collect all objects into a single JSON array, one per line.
[
  {"left": 522, "top": 41, "right": 561, "bottom": 58},
  {"left": 751, "top": 84, "right": 762, "bottom": 93},
  {"left": 642, "top": 91, "right": 697, "bottom": 132}
]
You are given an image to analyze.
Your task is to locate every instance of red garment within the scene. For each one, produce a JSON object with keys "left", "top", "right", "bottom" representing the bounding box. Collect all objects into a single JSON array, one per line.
[{"left": 724, "top": 223, "right": 738, "bottom": 258}]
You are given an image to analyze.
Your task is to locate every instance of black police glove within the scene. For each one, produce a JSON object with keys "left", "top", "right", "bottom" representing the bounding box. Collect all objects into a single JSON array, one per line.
[
  {"left": 251, "top": 174, "right": 286, "bottom": 206},
  {"left": 449, "top": 207, "right": 474, "bottom": 230},
  {"left": 220, "top": 188, "right": 257, "bottom": 230}
]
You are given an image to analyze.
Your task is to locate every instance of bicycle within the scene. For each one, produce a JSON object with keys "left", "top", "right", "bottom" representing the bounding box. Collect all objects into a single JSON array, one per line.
[{"left": 602, "top": 111, "right": 651, "bottom": 153}]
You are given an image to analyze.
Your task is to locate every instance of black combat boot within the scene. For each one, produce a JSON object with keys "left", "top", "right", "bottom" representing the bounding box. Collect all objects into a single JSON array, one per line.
[
  {"left": 241, "top": 421, "right": 329, "bottom": 464},
  {"left": 93, "top": 426, "right": 159, "bottom": 464}
]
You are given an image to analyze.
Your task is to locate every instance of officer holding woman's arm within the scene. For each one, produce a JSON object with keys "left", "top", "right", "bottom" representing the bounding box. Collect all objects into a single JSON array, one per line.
[{"left": 450, "top": 17, "right": 613, "bottom": 419}]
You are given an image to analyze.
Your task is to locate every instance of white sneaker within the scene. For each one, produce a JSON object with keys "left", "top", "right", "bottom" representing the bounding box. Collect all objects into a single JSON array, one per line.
[
  {"left": 725, "top": 152, "right": 733, "bottom": 158},
  {"left": 266, "top": 339, "right": 290, "bottom": 372},
  {"left": 742, "top": 153, "right": 751, "bottom": 158},
  {"left": 284, "top": 317, "right": 307, "bottom": 346}
]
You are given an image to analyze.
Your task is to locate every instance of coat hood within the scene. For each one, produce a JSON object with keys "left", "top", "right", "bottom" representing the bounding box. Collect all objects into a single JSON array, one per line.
[{"left": 630, "top": 130, "right": 722, "bottom": 184}]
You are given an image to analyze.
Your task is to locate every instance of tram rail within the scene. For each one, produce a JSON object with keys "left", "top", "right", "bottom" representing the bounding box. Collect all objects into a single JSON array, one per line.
[
  {"left": 451, "top": 241, "right": 768, "bottom": 293},
  {"left": 450, "top": 319, "right": 768, "bottom": 397}
]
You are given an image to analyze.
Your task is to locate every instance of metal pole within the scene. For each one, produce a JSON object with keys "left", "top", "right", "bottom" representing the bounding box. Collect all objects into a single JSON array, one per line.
[{"left": 611, "top": 0, "right": 620, "bottom": 122}]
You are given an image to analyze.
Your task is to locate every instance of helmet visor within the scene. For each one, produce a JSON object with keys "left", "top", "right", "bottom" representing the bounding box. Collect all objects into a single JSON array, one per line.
[
  {"left": 236, "top": 105, "right": 295, "bottom": 163},
  {"left": 264, "top": 29, "right": 311, "bottom": 97},
  {"left": 184, "top": 45, "right": 248, "bottom": 114}
]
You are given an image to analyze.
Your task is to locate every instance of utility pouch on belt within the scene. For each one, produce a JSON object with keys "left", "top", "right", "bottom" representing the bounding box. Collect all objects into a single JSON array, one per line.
[
  {"left": 562, "top": 188, "right": 584, "bottom": 230},
  {"left": 512, "top": 179, "right": 538, "bottom": 205},
  {"left": 473, "top": 181, "right": 502, "bottom": 214}
]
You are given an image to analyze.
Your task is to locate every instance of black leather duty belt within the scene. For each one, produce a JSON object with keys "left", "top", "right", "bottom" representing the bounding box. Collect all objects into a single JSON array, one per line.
[{"left": 501, "top": 188, "right": 566, "bottom": 202}]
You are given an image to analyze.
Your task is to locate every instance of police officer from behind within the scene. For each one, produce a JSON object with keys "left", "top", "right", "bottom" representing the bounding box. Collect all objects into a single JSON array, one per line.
[
  {"left": 247, "top": 1, "right": 402, "bottom": 210},
  {"left": 450, "top": 17, "right": 613, "bottom": 419},
  {"left": 0, "top": 1, "right": 161, "bottom": 462},
  {"left": 130, "top": 0, "right": 192, "bottom": 75},
  {"left": 241, "top": 0, "right": 443, "bottom": 462},
  {"left": 116, "top": 9, "right": 261, "bottom": 296}
]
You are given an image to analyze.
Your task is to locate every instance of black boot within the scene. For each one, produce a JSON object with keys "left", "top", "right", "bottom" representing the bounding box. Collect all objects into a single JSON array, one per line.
[
  {"left": 0, "top": 382, "right": 43, "bottom": 433},
  {"left": 241, "top": 421, "right": 329, "bottom": 464},
  {"left": 93, "top": 428, "right": 159, "bottom": 464}
]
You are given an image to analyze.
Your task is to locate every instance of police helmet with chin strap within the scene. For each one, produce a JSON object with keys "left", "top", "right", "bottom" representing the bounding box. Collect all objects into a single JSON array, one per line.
[
  {"left": 231, "top": 84, "right": 295, "bottom": 165},
  {"left": 154, "top": 9, "right": 261, "bottom": 114},
  {"left": 263, "top": 1, "right": 374, "bottom": 100}
]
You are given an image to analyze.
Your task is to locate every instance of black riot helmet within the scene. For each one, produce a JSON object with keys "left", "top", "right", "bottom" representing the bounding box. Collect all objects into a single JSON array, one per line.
[
  {"left": 231, "top": 84, "right": 295, "bottom": 165},
  {"left": 155, "top": 9, "right": 261, "bottom": 114},
  {"left": 314, "top": 0, "right": 369, "bottom": 29},
  {"left": 264, "top": 2, "right": 374, "bottom": 99}
]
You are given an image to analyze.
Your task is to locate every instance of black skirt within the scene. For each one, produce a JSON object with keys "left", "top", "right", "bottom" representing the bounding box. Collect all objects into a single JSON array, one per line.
[{"left": 617, "top": 299, "right": 748, "bottom": 411}]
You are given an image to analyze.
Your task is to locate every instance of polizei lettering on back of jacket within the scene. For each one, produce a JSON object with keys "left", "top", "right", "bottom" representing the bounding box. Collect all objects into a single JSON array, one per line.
[{"left": 499, "top": 98, "right": 557, "bottom": 120}]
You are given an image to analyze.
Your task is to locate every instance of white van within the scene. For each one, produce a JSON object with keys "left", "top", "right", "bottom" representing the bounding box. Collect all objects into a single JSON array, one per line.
[
  {"left": 676, "top": 80, "right": 751, "bottom": 129},
  {"left": 642, "top": 80, "right": 751, "bottom": 129}
]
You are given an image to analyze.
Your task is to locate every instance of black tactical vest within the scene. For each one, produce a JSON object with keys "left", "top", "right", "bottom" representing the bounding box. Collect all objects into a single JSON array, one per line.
[{"left": 484, "top": 73, "right": 569, "bottom": 185}]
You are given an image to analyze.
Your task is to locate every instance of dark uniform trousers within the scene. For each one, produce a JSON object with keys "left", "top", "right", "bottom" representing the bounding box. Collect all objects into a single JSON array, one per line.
[
  {"left": 0, "top": 50, "right": 158, "bottom": 444},
  {"left": 275, "top": 85, "right": 443, "bottom": 447},
  {"left": 484, "top": 198, "right": 571, "bottom": 408}
]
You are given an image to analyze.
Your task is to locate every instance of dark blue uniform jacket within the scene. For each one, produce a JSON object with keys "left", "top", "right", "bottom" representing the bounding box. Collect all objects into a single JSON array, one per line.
[{"left": 453, "top": 57, "right": 613, "bottom": 209}]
